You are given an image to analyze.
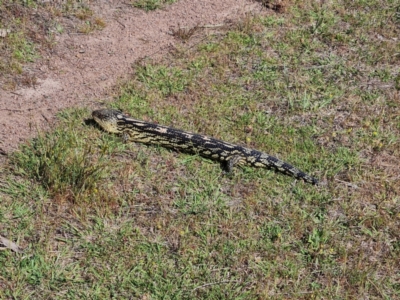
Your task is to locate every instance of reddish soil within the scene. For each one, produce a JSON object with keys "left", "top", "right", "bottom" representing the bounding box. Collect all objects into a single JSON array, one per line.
[{"left": 0, "top": 0, "right": 265, "bottom": 155}]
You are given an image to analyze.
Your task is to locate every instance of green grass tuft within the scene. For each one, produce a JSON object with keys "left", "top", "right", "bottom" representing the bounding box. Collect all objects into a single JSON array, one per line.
[{"left": 132, "top": 0, "right": 177, "bottom": 11}]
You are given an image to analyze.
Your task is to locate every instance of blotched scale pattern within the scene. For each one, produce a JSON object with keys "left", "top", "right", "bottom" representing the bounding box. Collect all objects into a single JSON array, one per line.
[{"left": 92, "top": 109, "right": 318, "bottom": 184}]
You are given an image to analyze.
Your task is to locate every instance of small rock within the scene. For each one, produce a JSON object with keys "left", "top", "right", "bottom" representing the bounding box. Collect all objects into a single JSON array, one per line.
[{"left": 0, "top": 28, "right": 11, "bottom": 38}]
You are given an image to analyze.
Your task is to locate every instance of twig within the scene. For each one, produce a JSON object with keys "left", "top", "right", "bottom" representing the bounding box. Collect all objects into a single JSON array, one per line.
[
  {"left": 41, "top": 113, "right": 50, "bottom": 124},
  {"left": 0, "top": 235, "right": 21, "bottom": 253},
  {"left": 335, "top": 179, "right": 359, "bottom": 189},
  {"left": 180, "top": 23, "right": 225, "bottom": 29},
  {"left": 368, "top": 278, "right": 386, "bottom": 299},
  {"left": 273, "top": 291, "right": 315, "bottom": 296},
  {"left": 114, "top": 18, "right": 126, "bottom": 29},
  {"left": 192, "top": 280, "right": 238, "bottom": 292},
  {"left": 0, "top": 148, "right": 7, "bottom": 156},
  {"left": 0, "top": 108, "right": 25, "bottom": 112}
]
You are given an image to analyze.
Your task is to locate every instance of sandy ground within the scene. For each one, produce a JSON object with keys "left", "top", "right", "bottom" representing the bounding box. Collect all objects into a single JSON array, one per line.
[{"left": 0, "top": 0, "right": 266, "bottom": 155}]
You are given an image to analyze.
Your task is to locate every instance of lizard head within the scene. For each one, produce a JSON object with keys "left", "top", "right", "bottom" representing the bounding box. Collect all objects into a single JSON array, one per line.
[{"left": 92, "top": 109, "right": 125, "bottom": 133}]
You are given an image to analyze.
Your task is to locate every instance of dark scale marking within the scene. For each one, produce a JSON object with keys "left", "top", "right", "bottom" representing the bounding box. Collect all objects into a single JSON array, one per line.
[{"left": 92, "top": 109, "right": 318, "bottom": 185}]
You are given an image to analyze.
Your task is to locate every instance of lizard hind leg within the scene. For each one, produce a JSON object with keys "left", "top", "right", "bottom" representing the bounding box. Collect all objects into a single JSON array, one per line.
[
  {"left": 122, "top": 131, "right": 130, "bottom": 143},
  {"left": 221, "top": 155, "right": 246, "bottom": 173}
]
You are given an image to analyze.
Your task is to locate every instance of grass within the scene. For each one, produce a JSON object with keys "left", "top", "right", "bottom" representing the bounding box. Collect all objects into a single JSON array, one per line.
[
  {"left": 132, "top": 0, "right": 177, "bottom": 11},
  {"left": 0, "top": 0, "right": 106, "bottom": 89},
  {"left": 1, "top": 0, "right": 400, "bottom": 298}
]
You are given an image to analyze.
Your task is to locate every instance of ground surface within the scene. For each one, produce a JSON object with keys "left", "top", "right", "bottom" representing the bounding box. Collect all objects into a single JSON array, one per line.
[
  {"left": 0, "top": 0, "right": 263, "bottom": 153},
  {"left": 1, "top": 1, "right": 399, "bottom": 298}
]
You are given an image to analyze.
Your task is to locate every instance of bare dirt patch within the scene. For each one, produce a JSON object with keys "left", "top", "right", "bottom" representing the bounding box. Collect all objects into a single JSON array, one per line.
[{"left": 0, "top": 0, "right": 265, "bottom": 154}]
